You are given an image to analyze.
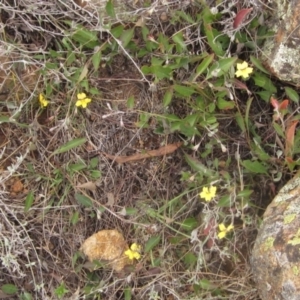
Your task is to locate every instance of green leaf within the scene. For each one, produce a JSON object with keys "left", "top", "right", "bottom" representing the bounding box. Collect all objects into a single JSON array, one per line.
[
  {"left": 120, "top": 28, "right": 135, "bottom": 48},
  {"left": 92, "top": 50, "right": 102, "bottom": 72},
  {"left": 77, "top": 64, "right": 89, "bottom": 83},
  {"left": 172, "top": 31, "right": 187, "bottom": 51},
  {"left": 69, "top": 162, "right": 86, "bottom": 172},
  {"left": 235, "top": 112, "right": 246, "bottom": 133},
  {"left": 207, "top": 57, "right": 237, "bottom": 79},
  {"left": 45, "top": 62, "right": 58, "bottom": 70},
  {"left": 175, "top": 11, "right": 195, "bottom": 24},
  {"left": 251, "top": 138, "right": 271, "bottom": 161},
  {"left": 124, "top": 287, "right": 132, "bottom": 300},
  {"left": 245, "top": 97, "right": 253, "bottom": 134},
  {"left": 141, "top": 65, "right": 172, "bottom": 80},
  {"left": 66, "top": 51, "right": 76, "bottom": 66},
  {"left": 203, "top": 20, "right": 224, "bottom": 56},
  {"left": 179, "top": 122, "right": 199, "bottom": 137},
  {"left": 127, "top": 95, "right": 135, "bottom": 109},
  {"left": 24, "top": 191, "right": 34, "bottom": 212},
  {"left": 89, "top": 157, "right": 99, "bottom": 169},
  {"left": 217, "top": 98, "right": 235, "bottom": 110},
  {"left": 272, "top": 122, "right": 285, "bottom": 138},
  {"left": 253, "top": 73, "right": 277, "bottom": 93},
  {"left": 250, "top": 56, "right": 270, "bottom": 74},
  {"left": 241, "top": 160, "right": 268, "bottom": 174},
  {"left": 90, "top": 87, "right": 100, "bottom": 95},
  {"left": 45, "top": 83, "right": 53, "bottom": 97},
  {"left": 111, "top": 25, "right": 124, "bottom": 38},
  {"left": 0, "top": 117, "right": 28, "bottom": 128},
  {"left": 1, "top": 284, "right": 18, "bottom": 295},
  {"left": 184, "top": 154, "right": 213, "bottom": 176},
  {"left": 70, "top": 211, "right": 80, "bottom": 225},
  {"left": 183, "top": 252, "right": 197, "bottom": 268},
  {"left": 49, "top": 49, "right": 59, "bottom": 58},
  {"left": 218, "top": 57, "right": 237, "bottom": 73},
  {"left": 75, "top": 193, "right": 93, "bottom": 207},
  {"left": 61, "top": 36, "right": 72, "bottom": 50},
  {"left": 52, "top": 138, "right": 86, "bottom": 156},
  {"left": 180, "top": 217, "right": 198, "bottom": 231},
  {"left": 217, "top": 195, "right": 231, "bottom": 207},
  {"left": 163, "top": 88, "right": 174, "bottom": 107},
  {"left": 71, "top": 27, "right": 99, "bottom": 49},
  {"left": 190, "top": 54, "right": 214, "bottom": 81},
  {"left": 89, "top": 170, "right": 101, "bottom": 179},
  {"left": 20, "top": 292, "right": 33, "bottom": 300},
  {"left": 184, "top": 114, "right": 199, "bottom": 126},
  {"left": 0, "top": 115, "right": 10, "bottom": 123},
  {"left": 199, "top": 278, "right": 216, "bottom": 290},
  {"left": 237, "top": 189, "right": 253, "bottom": 197},
  {"left": 125, "top": 207, "right": 138, "bottom": 215},
  {"left": 54, "top": 283, "right": 69, "bottom": 299},
  {"left": 173, "top": 85, "right": 195, "bottom": 97},
  {"left": 285, "top": 87, "right": 299, "bottom": 103},
  {"left": 105, "top": 0, "right": 116, "bottom": 18},
  {"left": 256, "top": 90, "right": 273, "bottom": 102},
  {"left": 145, "top": 235, "right": 161, "bottom": 253}
]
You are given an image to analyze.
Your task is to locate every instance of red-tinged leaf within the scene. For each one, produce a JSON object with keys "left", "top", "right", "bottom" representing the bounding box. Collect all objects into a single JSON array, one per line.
[
  {"left": 202, "top": 217, "right": 216, "bottom": 249},
  {"left": 270, "top": 97, "right": 279, "bottom": 109},
  {"left": 279, "top": 99, "right": 289, "bottom": 110},
  {"left": 233, "top": 8, "right": 253, "bottom": 29},
  {"left": 285, "top": 120, "right": 299, "bottom": 157},
  {"left": 285, "top": 156, "right": 297, "bottom": 171},
  {"left": 232, "top": 78, "right": 251, "bottom": 93},
  {"left": 286, "top": 157, "right": 294, "bottom": 163}
]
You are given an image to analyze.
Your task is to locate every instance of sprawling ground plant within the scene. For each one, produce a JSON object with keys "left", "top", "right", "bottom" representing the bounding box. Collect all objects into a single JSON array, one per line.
[{"left": 0, "top": 0, "right": 299, "bottom": 299}]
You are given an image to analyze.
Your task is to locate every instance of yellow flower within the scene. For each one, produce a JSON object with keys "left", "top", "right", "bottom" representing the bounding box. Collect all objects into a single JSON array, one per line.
[
  {"left": 235, "top": 61, "right": 253, "bottom": 79},
  {"left": 124, "top": 243, "right": 141, "bottom": 260},
  {"left": 199, "top": 186, "right": 217, "bottom": 202},
  {"left": 39, "top": 93, "right": 49, "bottom": 108},
  {"left": 76, "top": 92, "right": 91, "bottom": 108},
  {"left": 217, "top": 223, "right": 234, "bottom": 239}
]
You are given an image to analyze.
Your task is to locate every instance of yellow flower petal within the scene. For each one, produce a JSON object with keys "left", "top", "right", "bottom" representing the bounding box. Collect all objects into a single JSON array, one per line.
[
  {"left": 130, "top": 243, "right": 141, "bottom": 252},
  {"left": 39, "top": 93, "right": 49, "bottom": 107},
  {"left": 124, "top": 248, "right": 141, "bottom": 260},
  {"left": 124, "top": 249, "right": 134, "bottom": 260},
  {"left": 218, "top": 223, "right": 226, "bottom": 231},
  {"left": 235, "top": 61, "right": 253, "bottom": 79},
  {"left": 75, "top": 100, "right": 83, "bottom": 107},
  {"left": 77, "top": 93, "right": 87, "bottom": 100},
  {"left": 218, "top": 231, "right": 226, "bottom": 239},
  {"left": 125, "top": 243, "right": 142, "bottom": 260},
  {"left": 82, "top": 98, "right": 91, "bottom": 108},
  {"left": 199, "top": 186, "right": 217, "bottom": 202},
  {"left": 76, "top": 98, "right": 91, "bottom": 108},
  {"left": 218, "top": 223, "right": 234, "bottom": 239},
  {"left": 227, "top": 224, "right": 234, "bottom": 232},
  {"left": 237, "top": 61, "right": 248, "bottom": 70},
  {"left": 209, "top": 186, "right": 217, "bottom": 197}
]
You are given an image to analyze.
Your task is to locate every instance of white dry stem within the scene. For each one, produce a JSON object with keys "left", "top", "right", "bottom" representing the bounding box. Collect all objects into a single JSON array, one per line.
[{"left": 0, "top": 148, "right": 30, "bottom": 184}]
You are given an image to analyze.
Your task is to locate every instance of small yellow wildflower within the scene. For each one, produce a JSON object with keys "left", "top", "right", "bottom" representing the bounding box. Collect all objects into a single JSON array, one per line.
[
  {"left": 39, "top": 93, "right": 49, "bottom": 108},
  {"left": 235, "top": 61, "right": 253, "bottom": 79},
  {"left": 199, "top": 186, "right": 217, "bottom": 202},
  {"left": 124, "top": 243, "right": 141, "bottom": 260},
  {"left": 217, "top": 223, "right": 234, "bottom": 239},
  {"left": 76, "top": 92, "right": 91, "bottom": 108}
]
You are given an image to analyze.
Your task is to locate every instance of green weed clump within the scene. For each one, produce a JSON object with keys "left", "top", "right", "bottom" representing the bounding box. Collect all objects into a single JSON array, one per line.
[{"left": 0, "top": 0, "right": 299, "bottom": 299}]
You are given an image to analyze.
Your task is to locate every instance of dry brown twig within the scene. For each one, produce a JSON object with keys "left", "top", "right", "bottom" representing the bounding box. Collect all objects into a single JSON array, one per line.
[{"left": 102, "top": 142, "right": 183, "bottom": 163}]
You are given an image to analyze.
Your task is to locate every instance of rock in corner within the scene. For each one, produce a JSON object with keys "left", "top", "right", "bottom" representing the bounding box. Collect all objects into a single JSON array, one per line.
[
  {"left": 251, "top": 172, "right": 300, "bottom": 299},
  {"left": 262, "top": 0, "right": 300, "bottom": 86}
]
